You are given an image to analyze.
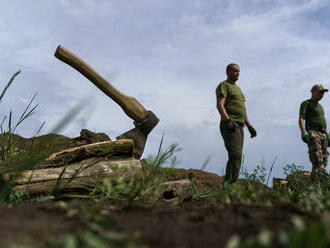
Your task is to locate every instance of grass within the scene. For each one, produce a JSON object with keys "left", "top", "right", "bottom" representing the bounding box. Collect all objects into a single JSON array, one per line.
[
  {"left": 0, "top": 71, "right": 87, "bottom": 202},
  {"left": 226, "top": 217, "right": 330, "bottom": 248}
]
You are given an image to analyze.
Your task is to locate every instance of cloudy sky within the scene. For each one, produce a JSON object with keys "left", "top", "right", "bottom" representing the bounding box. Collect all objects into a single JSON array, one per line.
[{"left": 1, "top": 0, "right": 330, "bottom": 180}]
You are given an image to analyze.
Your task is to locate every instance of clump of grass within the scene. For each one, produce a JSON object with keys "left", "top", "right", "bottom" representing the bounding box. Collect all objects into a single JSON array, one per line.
[
  {"left": 283, "top": 163, "right": 305, "bottom": 178},
  {"left": 0, "top": 71, "right": 86, "bottom": 203},
  {"left": 0, "top": 71, "right": 41, "bottom": 202},
  {"left": 215, "top": 165, "right": 271, "bottom": 204},
  {"left": 242, "top": 165, "right": 267, "bottom": 184},
  {"left": 272, "top": 163, "right": 330, "bottom": 213},
  {"left": 218, "top": 181, "right": 269, "bottom": 205},
  {"left": 226, "top": 217, "right": 330, "bottom": 248},
  {"left": 0, "top": 71, "right": 38, "bottom": 167}
]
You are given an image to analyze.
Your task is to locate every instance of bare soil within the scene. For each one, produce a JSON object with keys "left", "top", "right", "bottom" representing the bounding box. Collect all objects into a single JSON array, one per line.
[
  {"left": 0, "top": 201, "right": 83, "bottom": 247},
  {"left": 110, "top": 202, "right": 316, "bottom": 248},
  {"left": 0, "top": 197, "right": 317, "bottom": 248}
]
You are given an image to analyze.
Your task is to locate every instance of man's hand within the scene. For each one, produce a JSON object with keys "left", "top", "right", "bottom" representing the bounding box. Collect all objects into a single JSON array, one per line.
[
  {"left": 225, "top": 120, "right": 239, "bottom": 132},
  {"left": 301, "top": 130, "right": 310, "bottom": 144},
  {"left": 247, "top": 125, "right": 257, "bottom": 138}
]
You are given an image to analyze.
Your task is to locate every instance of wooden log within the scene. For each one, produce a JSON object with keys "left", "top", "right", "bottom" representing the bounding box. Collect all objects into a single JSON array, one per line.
[
  {"left": 273, "top": 178, "right": 288, "bottom": 190},
  {"left": 14, "top": 175, "right": 109, "bottom": 194},
  {"left": 161, "top": 179, "right": 193, "bottom": 201},
  {"left": 35, "top": 139, "right": 134, "bottom": 169},
  {"left": 145, "top": 179, "right": 193, "bottom": 202},
  {"left": 13, "top": 157, "right": 141, "bottom": 194},
  {"left": 13, "top": 157, "right": 140, "bottom": 184}
]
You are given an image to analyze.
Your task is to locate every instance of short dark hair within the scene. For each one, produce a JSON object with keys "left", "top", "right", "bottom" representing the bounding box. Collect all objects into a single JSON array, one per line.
[{"left": 226, "top": 63, "right": 239, "bottom": 74}]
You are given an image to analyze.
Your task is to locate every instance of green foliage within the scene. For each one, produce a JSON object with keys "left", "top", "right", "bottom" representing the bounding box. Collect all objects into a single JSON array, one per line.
[
  {"left": 242, "top": 165, "right": 267, "bottom": 184},
  {"left": 190, "top": 175, "right": 217, "bottom": 200},
  {"left": 88, "top": 165, "right": 152, "bottom": 204},
  {"left": 293, "top": 183, "right": 330, "bottom": 212},
  {"left": 283, "top": 163, "right": 304, "bottom": 177},
  {"left": 145, "top": 134, "right": 181, "bottom": 168},
  {"left": 283, "top": 217, "right": 330, "bottom": 248},
  {"left": 275, "top": 163, "right": 330, "bottom": 212},
  {"left": 218, "top": 180, "right": 269, "bottom": 204},
  {"left": 226, "top": 230, "right": 272, "bottom": 248},
  {"left": 226, "top": 217, "right": 330, "bottom": 248},
  {"left": 0, "top": 70, "right": 39, "bottom": 165},
  {"left": 0, "top": 71, "right": 42, "bottom": 202},
  {"left": 7, "top": 190, "right": 26, "bottom": 203},
  {"left": 215, "top": 165, "right": 270, "bottom": 204}
]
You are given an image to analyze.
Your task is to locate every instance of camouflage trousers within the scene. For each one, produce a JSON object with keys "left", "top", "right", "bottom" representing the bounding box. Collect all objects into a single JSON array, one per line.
[{"left": 307, "top": 130, "right": 328, "bottom": 180}]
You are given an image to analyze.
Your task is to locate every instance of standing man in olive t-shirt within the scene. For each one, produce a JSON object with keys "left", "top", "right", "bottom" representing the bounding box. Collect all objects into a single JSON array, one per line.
[
  {"left": 216, "top": 63, "right": 257, "bottom": 184},
  {"left": 299, "top": 84, "right": 330, "bottom": 180}
]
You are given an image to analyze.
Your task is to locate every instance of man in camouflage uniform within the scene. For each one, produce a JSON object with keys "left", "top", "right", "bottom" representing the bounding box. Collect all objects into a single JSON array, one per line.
[
  {"left": 216, "top": 63, "right": 257, "bottom": 184},
  {"left": 299, "top": 84, "right": 330, "bottom": 181}
]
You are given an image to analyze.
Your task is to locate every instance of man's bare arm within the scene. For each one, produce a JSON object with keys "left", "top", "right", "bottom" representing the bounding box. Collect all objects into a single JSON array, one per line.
[
  {"left": 244, "top": 116, "right": 252, "bottom": 128},
  {"left": 217, "top": 96, "right": 230, "bottom": 121},
  {"left": 299, "top": 115, "right": 305, "bottom": 132}
]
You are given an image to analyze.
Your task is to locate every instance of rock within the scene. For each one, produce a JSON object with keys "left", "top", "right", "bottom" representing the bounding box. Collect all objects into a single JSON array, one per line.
[{"left": 73, "top": 129, "right": 111, "bottom": 145}]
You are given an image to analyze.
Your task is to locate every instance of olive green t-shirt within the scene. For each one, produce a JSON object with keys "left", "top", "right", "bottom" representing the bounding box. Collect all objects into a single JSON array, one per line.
[
  {"left": 299, "top": 99, "right": 327, "bottom": 130},
  {"left": 216, "top": 80, "right": 247, "bottom": 124}
]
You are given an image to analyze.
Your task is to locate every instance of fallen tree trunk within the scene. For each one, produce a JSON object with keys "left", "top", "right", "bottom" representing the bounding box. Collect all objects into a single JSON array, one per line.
[
  {"left": 36, "top": 139, "right": 134, "bottom": 169},
  {"left": 13, "top": 157, "right": 141, "bottom": 194}
]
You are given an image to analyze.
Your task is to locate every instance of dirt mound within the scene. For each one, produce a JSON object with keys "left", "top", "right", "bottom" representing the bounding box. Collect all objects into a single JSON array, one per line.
[
  {"left": 162, "top": 168, "right": 225, "bottom": 192},
  {"left": 0, "top": 129, "right": 111, "bottom": 156}
]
